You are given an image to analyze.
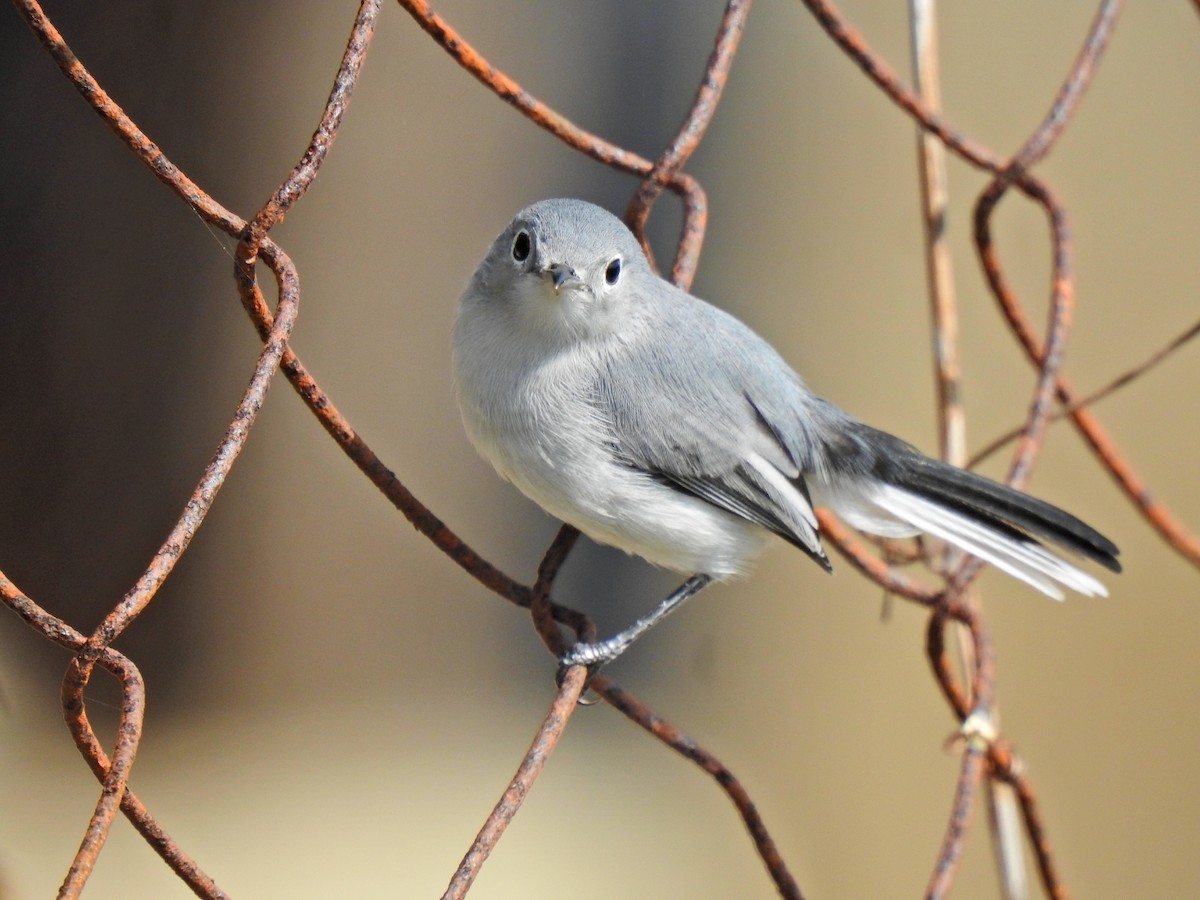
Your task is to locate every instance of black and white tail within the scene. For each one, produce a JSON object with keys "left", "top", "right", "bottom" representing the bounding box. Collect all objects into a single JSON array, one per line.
[{"left": 820, "top": 424, "right": 1121, "bottom": 599}]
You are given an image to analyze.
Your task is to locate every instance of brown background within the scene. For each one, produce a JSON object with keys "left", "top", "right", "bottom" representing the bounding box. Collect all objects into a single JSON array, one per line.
[{"left": 1, "top": 2, "right": 1197, "bottom": 897}]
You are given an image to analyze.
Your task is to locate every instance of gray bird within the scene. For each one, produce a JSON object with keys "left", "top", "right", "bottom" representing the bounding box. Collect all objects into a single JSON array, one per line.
[{"left": 453, "top": 198, "right": 1120, "bottom": 668}]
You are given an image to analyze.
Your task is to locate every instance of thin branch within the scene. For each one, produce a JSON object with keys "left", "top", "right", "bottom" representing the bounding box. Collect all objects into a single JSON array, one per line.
[
  {"left": 908, "top": 0, "right": 966, "bottom": 468},
  {"left": 970, "top": 315, "right": 1200, "bottom": 467}
]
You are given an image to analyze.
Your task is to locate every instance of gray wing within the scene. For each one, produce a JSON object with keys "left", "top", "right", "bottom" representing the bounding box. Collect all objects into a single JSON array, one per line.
[
  {"left": 590, "top": 282, "right": 1121, "bottom": 599},
  {"left": 596, "top": 294, "right": 836, "bottom": 569}
]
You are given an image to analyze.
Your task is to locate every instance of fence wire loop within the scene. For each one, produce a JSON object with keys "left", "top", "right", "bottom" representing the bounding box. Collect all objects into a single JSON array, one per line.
[{"left": 4, "top": 0, "right": 1191, "bottom": 896}]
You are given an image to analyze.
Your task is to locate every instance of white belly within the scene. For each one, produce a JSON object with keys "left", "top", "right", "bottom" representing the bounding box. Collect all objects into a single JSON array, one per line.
[{"left": 454, "top": 346, "right": 770, "bottom": 577}]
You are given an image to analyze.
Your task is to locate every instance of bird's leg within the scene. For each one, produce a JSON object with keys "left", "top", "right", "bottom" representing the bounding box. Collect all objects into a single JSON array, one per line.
[{"left": 559, "top": 573, "right": 713, "bottom": 672}]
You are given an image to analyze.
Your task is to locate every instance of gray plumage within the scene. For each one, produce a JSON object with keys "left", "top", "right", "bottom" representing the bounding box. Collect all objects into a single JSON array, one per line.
[{"left": 453, "top": 199, "right": 1119, "bottom": 607}]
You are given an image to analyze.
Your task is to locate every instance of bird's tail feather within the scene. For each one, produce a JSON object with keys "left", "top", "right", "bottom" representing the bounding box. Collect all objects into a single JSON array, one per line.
[
  {"left": 871, "top": 484, "right": 1107, "bottom": 599},
  {"left": 894, "top": 454, "right": 1121, "bottom": 572},
  {"left": 822, "top": 425, "right": 1120, "bottom": 599}
]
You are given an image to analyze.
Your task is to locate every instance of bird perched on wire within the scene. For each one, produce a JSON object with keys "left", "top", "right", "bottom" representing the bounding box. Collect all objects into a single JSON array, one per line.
[{"left": 452, "top": 199, "right": 1120, "bottom": 668}]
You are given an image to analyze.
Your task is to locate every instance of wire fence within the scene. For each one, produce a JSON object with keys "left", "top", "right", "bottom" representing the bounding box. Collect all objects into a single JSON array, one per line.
[{"left": 3, "top": 0, "right": 1199, "bottom": 897}]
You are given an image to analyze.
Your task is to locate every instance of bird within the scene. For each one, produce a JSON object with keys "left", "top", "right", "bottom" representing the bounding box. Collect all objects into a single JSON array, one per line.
[{"left": 452, "top": 198, "right": 1120, "bottom": 668}]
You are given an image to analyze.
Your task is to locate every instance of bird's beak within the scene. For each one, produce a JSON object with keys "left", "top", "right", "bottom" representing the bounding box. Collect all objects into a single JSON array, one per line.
[{"left": 544, "top": 263, "right": 580, "bottom": 293}]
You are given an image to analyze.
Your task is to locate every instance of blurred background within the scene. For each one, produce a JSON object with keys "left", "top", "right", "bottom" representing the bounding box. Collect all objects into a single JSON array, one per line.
[{"left": 1, "top": 2, "right": 1197, "bottom": 897}]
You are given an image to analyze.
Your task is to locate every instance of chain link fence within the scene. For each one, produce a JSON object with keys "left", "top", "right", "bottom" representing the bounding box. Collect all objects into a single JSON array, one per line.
[{"left": 2, "top": 1, "right": 1198, "bottom": 896}]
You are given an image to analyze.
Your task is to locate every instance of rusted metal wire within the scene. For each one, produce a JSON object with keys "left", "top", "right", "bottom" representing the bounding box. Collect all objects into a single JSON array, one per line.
[
  {"left": 989, "top": 740, "right": 1067, "bottom": 900},
  {"left": 393, "top": 0, "right": 711, "bottom": 290},
  {"left": 6, "top": 3, "right": 791, "bottom": 894},
  {"left": 9, "top": 1, "right": 359, "bottom": 895},
  {"left": 15, "top": 0, "right": 533, "bottom": 615},
  {"left": 521, "top": 525, "right": 807, "bottom": 895},
  {"left": 0, "top": 571, "right": 225, "bottom": 897},
  {"left": 970, "top": 315, "right": 1200, "bottom": 467},
  {"left": 927, "top": 741, "right": 989, "bottom": 900},
  {"left": 952, "top": 1, "right": 1122, "bottom": 596},
  {"left": 801, "top": 0, "right": 1200, "bottom": 571},
  {"left": 596, "top": 679, "right": 804, "bottom": 900},
  {"left": 924, "top": 599, "right": 1002, "bottom": 896},
  {"left": 976, "top": 0, "right": 1123, "bottom": 491},
  {"left": 529, "top": 525, "right": 587, "bottom": 657},
  {"left": 442, "top": 665, "right": 588, "bottom": 900},
  {"left": 624, "top": 0, "right": 752, "bottom": 285},
  {"left": 794, "top": 6, "right": 1129, "bottom": 893},
  {"left": 4, "top": 0, "right": 1190, "bottom": 896},
  {"left": 237, "top": 1, "right": 383, "bottom": 259},
  {"left": 58, "top": 651, "right": 146, "bottom": 897}
]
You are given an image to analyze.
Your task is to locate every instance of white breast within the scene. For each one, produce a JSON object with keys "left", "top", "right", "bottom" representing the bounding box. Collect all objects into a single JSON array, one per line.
[{"left": 453, "top": 311, "right": 771, "bottom": 577}]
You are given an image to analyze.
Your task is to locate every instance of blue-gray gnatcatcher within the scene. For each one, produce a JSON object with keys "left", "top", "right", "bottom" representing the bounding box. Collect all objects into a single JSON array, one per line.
[{"left": 453, "top": 198, "right": 1120, "bottom": 668}]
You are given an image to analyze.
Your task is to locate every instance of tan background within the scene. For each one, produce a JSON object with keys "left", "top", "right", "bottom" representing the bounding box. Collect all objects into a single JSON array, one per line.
[{"left": 1, "top": 2, "right": 1197, "bottom": 897}]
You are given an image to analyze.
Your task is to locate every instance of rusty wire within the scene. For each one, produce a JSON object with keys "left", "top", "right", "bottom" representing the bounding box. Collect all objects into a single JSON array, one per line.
[
  {"left": 800, "top": 0, "right": 1200, "bottom": 571},
  {"left": 3, "top": 0, "right": 1195, "bottom": 896},
  {"left": 861, "top": 4, "right": 1120, "bottom": 889},
  {"left": 442, "top": 664, "right": 588, "bottom": 900},
  {"left": 8, "top": 0, "right": 365, "bottom": 895},
  {"left": 970, "top": 314, "right": 1200, "bottom": 467},
  {"left": 595, "top": 677, "right": 805, "bottom": 900}
]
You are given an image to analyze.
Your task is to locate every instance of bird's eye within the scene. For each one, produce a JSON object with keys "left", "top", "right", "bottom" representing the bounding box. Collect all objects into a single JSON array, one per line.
[
  {"left": 511, "top": 231, "right": 531, "bottom": 262},
  {"left": 604, "top": 257, "right": 622, "bottom": 285}
]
